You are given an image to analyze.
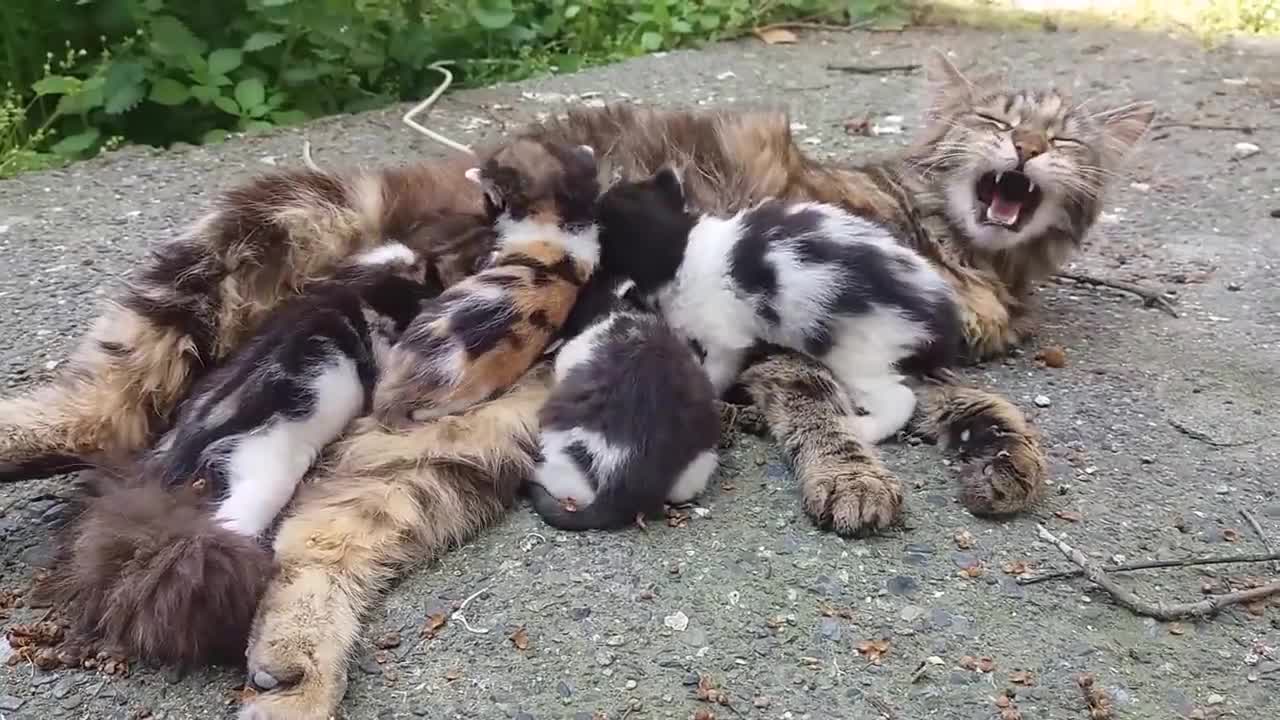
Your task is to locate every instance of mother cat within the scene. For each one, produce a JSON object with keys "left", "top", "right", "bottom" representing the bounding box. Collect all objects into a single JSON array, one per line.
[{"left": 0, "top": 51, "right": 1153, "bottom": 718}]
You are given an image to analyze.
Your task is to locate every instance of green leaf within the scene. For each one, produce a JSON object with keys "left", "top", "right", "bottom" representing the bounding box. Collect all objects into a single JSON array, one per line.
[
  {"left": 243, "top": 32, "right": 286, "bottom": 52},
  {"left": 471, "top": 0, "right": 515, "bottom": 29},
  {"left": 234, "top": 79, "right": 265, "bottom": 112},
  {"left": 260, "top": 0, "right": 295, "bottom": 6},
  {"left": 213, "top": 95, "right": 241, "bottom": 116},
  {"left": 190, "top": 85, "right": 218, "bottom": 104},
  {"left": 672, "top": 19, "right": 693, "bottom": 33},
  {"left": 32, "top": 75, "right": 82, "bottom": 97},
  {"left": 269, "top": 110, "right": 308, "bottom": 125},
  {"left": 51, "top": 128, "right": 100, "bottom": 156},
  {"left": 207, "top": 48, "right": 243, "bottom": 77},
  {"left": 640, "top": 31, "right": 663, "bottom": 50},
  {"left": 103, "top": 61, "right": 147, "bottom": 115},
  {"left": 149, "top": 15, "right": 207, "bottom": 58},
  {"left": 565, "top": 4, "right": 581, "bottom": 19},
  {"left": 202, "top": 128, "right": 229, "bottom": 144},
  {"left": 148, "top": 77, "right": 190, "bottom": 105},
  {"left": 243, "top": 120, "right": 274, "bottom": 134}
]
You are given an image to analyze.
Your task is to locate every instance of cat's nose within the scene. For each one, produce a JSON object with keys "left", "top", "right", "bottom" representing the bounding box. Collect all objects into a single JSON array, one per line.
[{"left": 1013, "top": 133, "right": 1048, "bottom": 162}]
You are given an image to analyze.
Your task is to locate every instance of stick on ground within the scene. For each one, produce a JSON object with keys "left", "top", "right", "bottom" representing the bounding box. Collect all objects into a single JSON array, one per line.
[
  {"left": 825, "top": 63, "right": 921, "bottom": 74},
  {"left": 1240, "top": 509, "right": 1280, "bottom": 574},
  {"left": 1035, "top": 525, "right": 1280, "bottom": 621},
  {"left": 1052, "top": 272, "right": 1179, "bottom": 317},
  {"left": 1018, "top": 551, "right": 1280, "bottom": 585}
]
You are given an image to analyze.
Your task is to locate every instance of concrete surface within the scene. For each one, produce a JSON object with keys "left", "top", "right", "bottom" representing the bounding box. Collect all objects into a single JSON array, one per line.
[{"left": 2, "top": 23, "right": 1279, "bottom": 720}]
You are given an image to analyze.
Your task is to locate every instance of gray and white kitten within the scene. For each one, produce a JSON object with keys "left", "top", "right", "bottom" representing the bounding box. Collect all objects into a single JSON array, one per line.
[
  {"left": 595, "top": 167, "right": 963, "bottom": 445},
  {"left": 526, "top": 273, "right": 720, "bottom": 531}
]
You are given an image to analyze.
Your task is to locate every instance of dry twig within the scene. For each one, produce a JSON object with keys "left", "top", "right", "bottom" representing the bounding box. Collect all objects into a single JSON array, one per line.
[
  {"left": 825, "top": 63, "right": 921, "bottom": 75},
  {"left": 401, "top": 61, "right": 475, "bottom": 156},
  {"left": 1167, "top": 418, "right": 1268, "bottom": 447},
  {"left": 1035, "top": 524, "right": 1280, "bottom": 620},
  {"left": 1240, "top": 509, "right": 1280, "bottom": 574},
  {"left": 1019, "top": 551, "right": 1280, "bottom": 585},
  {"left": 1052, "top": 272, "right": 1178, "bottom": 317},
  {"left": 1153, "top": 121, "right": 1270, "bottom": 133},
  {"left": 451, "top": 586, "right": 492, "bottom": 634}
]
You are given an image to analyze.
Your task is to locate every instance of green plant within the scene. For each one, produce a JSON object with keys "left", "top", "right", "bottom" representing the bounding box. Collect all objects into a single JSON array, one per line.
[{"left": 1, "top": 0, "right": 901, "bottom": 176}]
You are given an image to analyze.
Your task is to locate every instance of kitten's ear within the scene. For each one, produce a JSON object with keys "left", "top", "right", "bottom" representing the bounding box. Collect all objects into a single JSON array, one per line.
[
  {"left": 653, "top": 166, "right": 685, "bottom": 204},
  {"left": 464, "top": 168, "right": 483, "bottom": 184},
  {"left": 1092, "top": 101, "right": 1157, "bottom": 163},
  {"left": 923, "top": 48, "right": 973, "bottom": 110}
]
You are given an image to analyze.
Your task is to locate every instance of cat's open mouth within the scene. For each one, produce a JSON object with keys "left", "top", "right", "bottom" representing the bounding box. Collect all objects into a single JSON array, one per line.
[{"left": 975, "top": 170, "right": 1042, "bottom": 230}]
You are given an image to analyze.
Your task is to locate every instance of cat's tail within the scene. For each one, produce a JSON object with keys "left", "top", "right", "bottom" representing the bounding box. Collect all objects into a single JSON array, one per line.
[
  {"left": 36, "top": 468, "right": 273, "bottom": 668},
  {"left": 525, "top": 482, "right": 648, "bottom": 531}
]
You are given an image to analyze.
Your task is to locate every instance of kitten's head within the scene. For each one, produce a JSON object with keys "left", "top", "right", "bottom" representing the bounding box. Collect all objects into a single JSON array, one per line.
[
  {"left": 595, "top": 166, "right": 695, "bottom": 291},
  {"left": 466, "top": 139, "right": 599, "bottom": 232},
  {"left": 910, "top": 49, "right": 1156, "bottom": 253}
]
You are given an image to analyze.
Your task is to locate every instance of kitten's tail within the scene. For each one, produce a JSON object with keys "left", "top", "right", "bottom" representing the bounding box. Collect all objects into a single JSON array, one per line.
[
  {"left": 36, "top": 466, "right": 273, "bottom": 668},
  {"left": 526, "top": 482, "right": 649, "bottom": 531}
]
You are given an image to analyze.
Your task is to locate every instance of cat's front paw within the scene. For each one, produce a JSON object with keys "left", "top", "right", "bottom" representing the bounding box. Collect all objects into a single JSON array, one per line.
[
  {"left": 799, "top": 463, "right": 904, "bottom": 537},
  {"left": 958, "top": 287, "right": 1018, "bottom": 362},
  {"left": 959, "top": 431, "right": 1047, "bottom": 516}
]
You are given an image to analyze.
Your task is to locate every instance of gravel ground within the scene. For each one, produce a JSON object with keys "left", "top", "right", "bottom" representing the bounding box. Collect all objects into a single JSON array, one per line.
[{"left": 2, "top": 24, "right": 1279, "bottom": 720}]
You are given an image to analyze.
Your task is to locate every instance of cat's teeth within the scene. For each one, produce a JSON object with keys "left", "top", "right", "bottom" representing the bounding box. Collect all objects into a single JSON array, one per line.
[
  {"left": 1028, "top": 180, "right": 1037, "bottom": 193},
  {"left": 995, "top": 171, "right": 1004, "bottom": 183}
]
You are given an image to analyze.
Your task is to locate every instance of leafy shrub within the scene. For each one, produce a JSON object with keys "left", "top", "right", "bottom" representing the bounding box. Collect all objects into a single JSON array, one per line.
[{"left": 1, "top": 0, "right": 897, "bottom": 176}]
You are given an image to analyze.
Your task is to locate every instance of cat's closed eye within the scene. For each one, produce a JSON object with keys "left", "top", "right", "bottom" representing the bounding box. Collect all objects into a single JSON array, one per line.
[{"left": 973, "top": 113, "right": 1013, "bottom": 132}]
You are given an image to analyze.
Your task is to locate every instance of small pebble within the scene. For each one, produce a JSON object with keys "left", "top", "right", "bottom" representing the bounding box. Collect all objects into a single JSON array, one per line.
[
  {"left": 605, "top": 635, "right": 625, "bottom": 646},
  {"left": 1226, "top": 281, "right": 1243, "bottom": 291},
  {"left": 1033, "top": 395, "right": 1052, "bottom": 408},
  {"left": 1233, "top": 142, "right": 1261, "bottom": 160},
  {"left": 556, "top": 681, "right": 572, "bottom": 698},
  {"left": 900, "top": 605, "right": 925, "bottom": 622},
  {"left": 1206, "top": 693, "right": 1225, "bottom": 705},
  {"left": 624, "top": 680, "right": 637, "bottom": 690},
  {"left": 663, "top": 611, "right": 689, "bottom": 632},
  {"left": 0, "top": 695, "right": 24, "bottom": 711},
  {"left": 1270, "top": 209, "right": 1280, "bottom": 219}
]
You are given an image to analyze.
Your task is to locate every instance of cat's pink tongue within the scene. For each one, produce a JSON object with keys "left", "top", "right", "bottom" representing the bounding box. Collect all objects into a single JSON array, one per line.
[{"left": 986, "top": 196, "right": 1022, "bottom": 225}]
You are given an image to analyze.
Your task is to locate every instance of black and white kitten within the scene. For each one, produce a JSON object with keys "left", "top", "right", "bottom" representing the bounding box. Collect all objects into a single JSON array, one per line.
[
  {"left": 595, "top": 167, "right": 962, "bottom": 445},
  {"left": 152, "top": 241, "right": 438, "bottom": 536},
  {"left": 527, "top": 273, "right": 720, "bottom": 531}
]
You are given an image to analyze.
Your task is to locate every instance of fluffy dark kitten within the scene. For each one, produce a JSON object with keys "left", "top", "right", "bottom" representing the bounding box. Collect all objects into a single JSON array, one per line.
[
  {"left": 526, "top": 273, "right": 720, "bottom": 531},
  {"left": 596, "top": 167, "right": 962, "bottom": 445}
]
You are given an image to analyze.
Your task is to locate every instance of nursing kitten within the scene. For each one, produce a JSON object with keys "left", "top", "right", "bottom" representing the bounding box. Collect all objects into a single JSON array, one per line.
[
  {"left": 527, "top": 273, "right": 720, "bottom": 531},
  {"left": 596, "top": 167, "right": 962, "bottom": 444},
  {"left": 154, "top": 241, "right": 437, "bottom": 535},
  {"left": 39, "top": 242, "right": 437, "bottom": 667},
  {"left": 371, "top": 139, "right": 601, "bottom": 424}
]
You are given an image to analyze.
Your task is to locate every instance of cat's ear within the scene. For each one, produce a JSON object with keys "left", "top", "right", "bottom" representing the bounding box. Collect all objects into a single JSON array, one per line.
[
  {"left": 653, "top": 166, "right": 685, "bottom": 204},
  {"left": 923, "top": 48, "right": 973, "bottom": 111},
  {"left": 1091, "top": 101, "right": 1157, "bottom": 163}
]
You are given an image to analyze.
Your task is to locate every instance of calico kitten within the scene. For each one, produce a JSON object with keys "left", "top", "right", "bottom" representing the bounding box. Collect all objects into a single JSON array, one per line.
[
  {"left": 38, "top": 242, "right": 438, "bottom": 667},
  {"left": 527, "top": 273, "right": 720, "bottom": 531},
  {"left": 596, "top": 167, "right": 962, "bottom": 445},
  {"left": 371, "top": 139, "right": 601, "bottom": 424}
]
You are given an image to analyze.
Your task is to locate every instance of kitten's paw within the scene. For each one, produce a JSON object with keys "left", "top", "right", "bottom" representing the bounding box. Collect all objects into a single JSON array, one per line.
[
  {"left": 800, "top": 464, "right": 904, "bottom": 537},
  {"left": 959, "top": 288, "right": 1017, "bottom": 361},
  {"left": 959, "top": 432, "right": 1047, "bottom": 516}
]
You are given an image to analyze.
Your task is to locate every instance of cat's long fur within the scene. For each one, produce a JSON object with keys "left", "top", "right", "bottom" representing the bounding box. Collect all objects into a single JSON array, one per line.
[
  {"left": 36, "top": 244, "right": 438, "bottom": 668},
  {"left": 595, "top": 167, "right": 961, "bottom": 444},
  {"left": 0, "top": 51, "right": 1153, "bottom": 719},
  {"left": 527, "top": 275, "right": 720, "bottom": 531},
  {"left": 371, "top": 140, "right": 600, "bottom": 424}
]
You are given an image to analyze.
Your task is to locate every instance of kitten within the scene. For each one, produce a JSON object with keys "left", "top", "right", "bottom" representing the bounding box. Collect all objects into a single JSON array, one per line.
[
  {"left": 152, "top": 241, "right": 438, "bottom": 536},
  {"left": 596, "top": 167, "right": 962, "bottom": 444},
  {"left": 37, "top": 242, "right": 438, "bottom": 667},
  {"left": 371, "top": 139, "right": 601, "bottom": 424},
  {"left": 527, "top": 273, "right": 720, "bottom": 531}
]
